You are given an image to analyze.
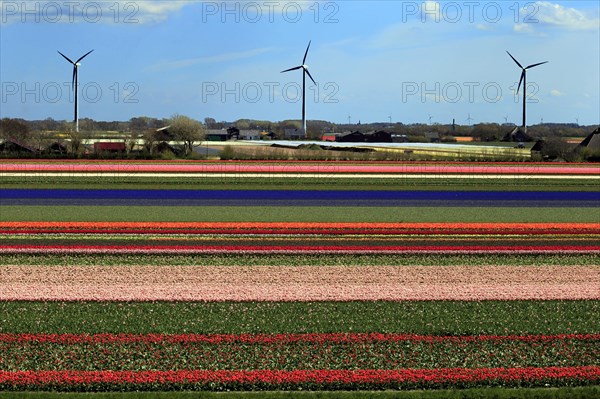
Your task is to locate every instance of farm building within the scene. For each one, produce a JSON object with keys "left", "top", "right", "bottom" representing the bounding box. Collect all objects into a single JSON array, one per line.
[
  {"left": 260, "top": 131, "right": 277, "bottom": 140},
  {"left": 45, "top": 142, "right": 68, "bottom": 155},
  {"left": 504, "top": 127, "right": 533, "bottom": 142},
  {"left": 239, "top": 130, "right": 261, "bottom": 140},
  {"left": 206, "top": 128, "right": 240, "bottom": 141},
  {"left": 337, "top": 132, "right": 365, "bottom": 142},
  {"left": 576, "top": 128, "right": 600, "bottom": 151},
  {"left": 365, "top": 131, "right": 392, "bottom": 143},
  {"left": 337, "top": 131, "right": 392, "bottom": 143},
  {"left": 0, "top": 138, "right": 36, "bottom": 154},
  {"left": 284, "top": 129, "right": 306, "bottom": 140},
  {"left": 155, "top": 141, "right": 183, "bottom": 156},
  {"left": 155, "top": 126, "right": 175, "bottom": 141},
  {"left": 205, "top": 130, "right": 230, "bottom": 141},
  {"left": 94, "top": 142, "right": 126, "bottom": 153},
  {"left": 392, "top": 134, "right": 409, "bottom": 143},
  {"left": 321, "top": 133, "right": 339, "bottom": 142}
]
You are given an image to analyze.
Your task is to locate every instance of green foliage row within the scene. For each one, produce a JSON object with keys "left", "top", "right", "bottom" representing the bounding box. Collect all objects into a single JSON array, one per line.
[
  {"left": 1, "top": 176, "right": 597, "bottom": 192},
  {"left": 3, "top": 335, "right": 596, "bottom": 371},
  {"left": 1, "top": 206, "right": 597, "bottom": 223},
  {"left": 1, "top": 301, "right": 597, "bottom": 335},
  {"left": 2, "top": 253, "right": 597, "bottom": 267}
]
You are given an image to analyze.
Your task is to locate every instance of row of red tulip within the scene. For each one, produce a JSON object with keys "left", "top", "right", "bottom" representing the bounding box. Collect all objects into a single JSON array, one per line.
[
  {"left": 1, "top": 367, "right": 598, "bottom": 391},
  {"left": 2, "top": 221, "right": 598, "bottom": 235}
]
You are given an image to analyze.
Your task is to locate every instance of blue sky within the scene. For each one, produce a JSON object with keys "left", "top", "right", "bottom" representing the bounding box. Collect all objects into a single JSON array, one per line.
[{"left": 1, "top": 0, "right": 599, "bottom": 125}]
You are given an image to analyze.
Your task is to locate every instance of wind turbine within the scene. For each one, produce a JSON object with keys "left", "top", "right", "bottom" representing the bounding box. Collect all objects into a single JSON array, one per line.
[
  {"left": 58, "top": 49, "right": 94, "bottom": 133},
  {"left": 428, "top": 114, "right": 433, "bottom": 125},
  {"left": 281, "top": 41, "right": 316, "bottom": 138},
  {"left": 507, "top": 51, "right": 548, "bottom": 132},
  {"left": 466, "top": 113, "right": 473, "bottom": 125}
]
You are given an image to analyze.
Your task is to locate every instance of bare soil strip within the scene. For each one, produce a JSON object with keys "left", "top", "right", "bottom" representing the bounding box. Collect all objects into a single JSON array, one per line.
[{"left": 2, "top": 265, "right": 598, "bottom": 301}]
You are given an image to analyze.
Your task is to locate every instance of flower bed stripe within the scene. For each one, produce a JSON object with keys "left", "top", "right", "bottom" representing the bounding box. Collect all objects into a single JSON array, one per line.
[
  {"left": 2, "top": 162, "right": 599, "bottom": 175},
  {"left": 2, "top": 265, "right": 598, "bottom": 301},
  {"left": 0, "top": 367, "right": 598, "bottom": 391},
  {"left": 1, "top": 244, "right": 598, "bottom": 255},
  {"left": 2, "top": 222, "right": 599, "bottom": 235},
  {"left": 1, "top": 333, "right": 597, "bottom": 372},
  {"left": 1, "top": 333, "right": 597, "bottom": 344},
  {"left": 3, "top": 189, "right": 598, "bottom": 208}
]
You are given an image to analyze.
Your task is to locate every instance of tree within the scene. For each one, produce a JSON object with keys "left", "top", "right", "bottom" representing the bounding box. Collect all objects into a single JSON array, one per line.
[
  {"left": 0, "top": 118, "right": 30, "bottom": 143},
  {"left": 78, "top": 118, "right": 97, "bottom": 132},
  {"left": 168, "top": 114, "right": 205, "bottom": 156},
  {"left": 471, "top": 123, "right": 503, "bottom": 142},
  {"left": 234, "top": 119, "right": 251, "bottom": 130},
  {"left": 204, "top": 117, "right": 217, "bottom": 129},
  {"left": 142, "top": 129, "right": 159, "bottom": 155},
  {"left": 129, "top": 117, "right": 150, "bottom": 133}
]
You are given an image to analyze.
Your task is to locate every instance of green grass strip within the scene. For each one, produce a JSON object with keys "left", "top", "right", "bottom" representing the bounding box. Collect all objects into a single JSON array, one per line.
[
  {"left": 1, "top": 176, "right": 598, "bottom": 191},
  {"left": 0, "top": 387, "right": 598, "bottom": 399},
  {"left": 1, "top": 206, "right": 597, "bottom": 223},
  {"left": 1, "top": 301, "right": 597, "bottom": 335},
  {"left": 1, "top": 253, "right": 597, "bottom": 267}
]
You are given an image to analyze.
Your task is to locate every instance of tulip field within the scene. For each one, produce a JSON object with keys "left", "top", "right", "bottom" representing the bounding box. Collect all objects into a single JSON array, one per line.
[{"left": 0, "top": 160, "right": 599, "bottom": 398}]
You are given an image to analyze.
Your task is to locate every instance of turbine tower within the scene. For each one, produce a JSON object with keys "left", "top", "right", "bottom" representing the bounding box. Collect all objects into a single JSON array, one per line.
[
  {"left": 466, "top": 113, "right": 473, "bottom": 125},
  {"left": 507, "top": 51, "right": 548, "bottom": 132},
  {"left": 58, "top": 49, "right": 94, "bottom": 133},
  {"left": 281, "top": 41, "right": 316, "bottom": 138}
]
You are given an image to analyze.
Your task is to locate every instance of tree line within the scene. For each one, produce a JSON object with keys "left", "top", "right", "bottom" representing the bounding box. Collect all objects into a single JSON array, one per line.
[{"left": 1, "top": 115, "right": 596, "bottom": 156}]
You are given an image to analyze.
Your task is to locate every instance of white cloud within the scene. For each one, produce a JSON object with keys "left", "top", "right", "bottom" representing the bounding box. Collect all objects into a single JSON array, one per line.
[
  {"left": 145, "top": 47, "right": 274, "bottom": 72},
  {"left": 133, "top": 1, "right": 198, "bottom": 23},
  {"left": 0, "top": 0, "right": 196, "bottom": 25},
  {"left": 528, "top": 2, "right": 599, "bottom": 31},
  {"left": 513, "top": 23, "right": 535, "bottom": 34},
  {"left": 475, "top": 24, "right": 492, "bottom": 31},
  {"left": 550, "top": 89, "right": 565, "bottom": 97}
]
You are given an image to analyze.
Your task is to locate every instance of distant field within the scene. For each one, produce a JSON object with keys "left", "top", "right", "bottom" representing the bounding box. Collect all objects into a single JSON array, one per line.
[
  {"left": 1, "top": 160, "right": 598, "bottom": 395},
  {"left": 1, "top": 175, "right": 598, "bottom": 191},
  {"left": 232, "top": 140, "right": 534, "bottom": 160},
  {"left": 1, "top": 205, "right": 597, "bottom": 223}
]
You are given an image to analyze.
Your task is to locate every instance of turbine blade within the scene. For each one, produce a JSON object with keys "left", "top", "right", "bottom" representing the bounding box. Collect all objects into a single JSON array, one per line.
[
  {"left": 305, "top": 68, "right": 316, "bottom": 85},
  {"left": 57, "top": 51, "right": 74, "bottom": 64},
  {"left": 506, "top": 51, "right": 523, "bottom": 69},
  {"left": 517, "top": 71, "right": 525, "bottom": 94},
  {"left": 302, "top": 40, "right": 311, "bottom": 64},
  {"left": 72, "top": 67, "right": 77, "bottom": 90},
  {"left": 76, "top": 49, "right": 94, "bottom": 64},
  {"left": 526, "top": 61, "right": 548, "bottom": 69},
  {"left": 281, "top": 66, "right": 303, "bottom": 73}
]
